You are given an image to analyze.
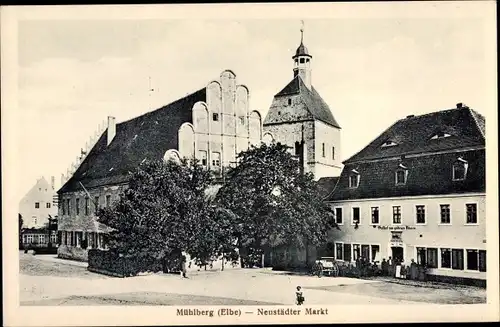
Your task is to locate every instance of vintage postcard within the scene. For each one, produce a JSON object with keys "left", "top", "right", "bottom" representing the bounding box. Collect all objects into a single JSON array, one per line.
[{"left": 2, "top": 2, "right": 499, "bottom": 326}]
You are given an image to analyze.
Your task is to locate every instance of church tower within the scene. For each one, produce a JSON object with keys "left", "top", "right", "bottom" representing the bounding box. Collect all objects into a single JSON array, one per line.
[
  {"left": 293, "top": 25, "right": 312, "bottom": 90},
  {"left": 263, "top": 22, "right": 342, "bottom": 180}
]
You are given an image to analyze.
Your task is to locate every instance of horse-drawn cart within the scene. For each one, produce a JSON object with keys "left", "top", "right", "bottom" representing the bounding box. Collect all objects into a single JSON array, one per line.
[{"left": 312, "top": 256, "right": 339, "bottom": 277}]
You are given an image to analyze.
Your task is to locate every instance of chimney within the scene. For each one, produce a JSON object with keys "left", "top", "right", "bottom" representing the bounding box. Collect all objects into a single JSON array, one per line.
[
  {"left": 51, "top": 176, "right": 55, "bottom": 190},
  {"left": 456, "top": 103, "right": 463, "bottom": 109},
  {"left": 61, "top": 173, "right": 65, "bottom": 186},
  {"left": 107, "top": 116, "right": 116, "bottom": 146}
]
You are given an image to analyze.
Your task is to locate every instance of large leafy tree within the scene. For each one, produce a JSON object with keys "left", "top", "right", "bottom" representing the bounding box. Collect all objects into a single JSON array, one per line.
[
  {"left": 216, "top": 142, "right": 339, "bottom": 262},
  {"left": 97, "top": 159, "right": 237, "bottom": 268}
]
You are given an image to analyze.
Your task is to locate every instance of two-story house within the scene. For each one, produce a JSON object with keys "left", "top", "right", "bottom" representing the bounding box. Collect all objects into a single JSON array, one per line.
[{"left": 326, "top": 103, "right": 486, "bottom": 286}]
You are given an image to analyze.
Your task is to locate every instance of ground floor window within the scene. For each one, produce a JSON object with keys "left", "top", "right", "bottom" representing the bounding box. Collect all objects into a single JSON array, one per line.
[
  {"left": 352, "top": 244, "right": 361, "bottom": 261},
  {"left": 427, "top": 248, "right": 438, "bottom": 268},
  {"left": 441, "top": 248, "right": 451, "bottom": 268},
  {"left": 335, "top": 243, "right": 343, "bottom": 260},
  {"left": 416, "top": 247, "right": 426, "bottom": 266},
  {"left": 466, "top": 249, "right": 486, "bottom": 272},
  {"left": 335, "top": 242, "right": 380, "bottom": 263},
  {"left": 466, "top": 249, "right": 478, "bottom": 270},
  {"left": 88, "top": 232, "right": 94, "bottom": 248},
  {"left": 361, "top": 244, "right": 370, "bottom": 260},
  {"left": 75, "top": 231, "right": 82, "bottom": 247},
  {"left": 479, "top": 250, "right": 487, "bottom": 272},
  {"left": 452, "top": 249, "right": 464, "bottom": 270},
  {"left": 343, "top": 244, "right": 352, "bottom": 262},
  {"left": 39, "top": 235, "right": 45, "bottom": 244},
  {"left": 371, "top": 245, "right": 380, "bottom": 262}
]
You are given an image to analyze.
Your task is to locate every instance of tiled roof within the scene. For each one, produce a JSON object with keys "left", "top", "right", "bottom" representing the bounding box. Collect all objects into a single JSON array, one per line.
[
  {"left": 59, "top": 88, "right": 206, "bottom": 194},
  {"left": 345, "top": 106, "right": 485, "bottom": 163},
  {"left": 328, "top": 148, "right": 485, "bottom": 201},
  {"left": 316, "top": 176, "right": 339, "bottom": 198},
  {"left": 272, "top": 76, "right": 341, "bottom": 128}
]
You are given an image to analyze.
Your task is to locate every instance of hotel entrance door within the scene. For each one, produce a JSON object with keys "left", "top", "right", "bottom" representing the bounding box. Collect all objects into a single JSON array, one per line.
[{"left": 391, "top": 246, "right": 404, "bottom": 263}]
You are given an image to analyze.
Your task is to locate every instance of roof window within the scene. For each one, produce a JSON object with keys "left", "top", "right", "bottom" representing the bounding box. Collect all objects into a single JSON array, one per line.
[
  {"left": 431, "top": 131, "right": 451, "bottom": 140},
  {"left": 381, "top": 140, "right": 397, "bottom": 148},
  {"left": 349, "top": 169, "right": 360, "bottom": 188},
  {"left": 452, "top": 157, "right": 468, "bottom": 181}
]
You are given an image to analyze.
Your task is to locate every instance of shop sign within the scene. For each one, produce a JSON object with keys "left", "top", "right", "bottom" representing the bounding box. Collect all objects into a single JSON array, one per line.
[{"left": 377, "top": 225, "right": 416, "bottom": 231}]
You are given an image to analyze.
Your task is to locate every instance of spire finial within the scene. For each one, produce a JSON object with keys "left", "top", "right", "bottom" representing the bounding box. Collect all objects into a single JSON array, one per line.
[{"left": 300, "top": 20, "right": 304, "bottom": 44}]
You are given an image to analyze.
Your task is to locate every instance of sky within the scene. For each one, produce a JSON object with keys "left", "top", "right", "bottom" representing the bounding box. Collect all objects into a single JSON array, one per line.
[{"left": 4, "top": 2, "right": 496, "bottom": 205}]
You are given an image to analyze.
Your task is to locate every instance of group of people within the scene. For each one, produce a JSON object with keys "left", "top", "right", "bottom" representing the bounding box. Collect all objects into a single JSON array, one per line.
[{"left": 381, "top": 257, "right": 422, "bottom": 280}]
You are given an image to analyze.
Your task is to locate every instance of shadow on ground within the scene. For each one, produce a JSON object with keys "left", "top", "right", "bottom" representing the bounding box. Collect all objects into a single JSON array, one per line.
[
  {"left": 21, "top": 292, "right": 281, "bottom": 306},
  {"left": 20, "top": 254, "right": 107, "bottom": 280},
  {"left": 305, "top": 280, "right": 486, "bottom": 304}
]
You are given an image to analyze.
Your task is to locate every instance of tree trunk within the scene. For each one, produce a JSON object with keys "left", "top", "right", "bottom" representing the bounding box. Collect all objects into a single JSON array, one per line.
[{"left": 305, "top": 239, "right": 309, "bottom": 267}]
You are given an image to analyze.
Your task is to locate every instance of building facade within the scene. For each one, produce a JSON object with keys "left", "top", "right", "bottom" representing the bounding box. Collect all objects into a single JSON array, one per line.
[
  {"left": 19, "top": 176, "right": 58, "bottom": 229},
  {"left": 22, "top": 228, "right": 58, "bottom": 250},
  {"left": 263, "top": 30, "right": 342, "bottom": 180},
  {"left": 57, "top": 70, "right": 262, "bottom": 261},
  {"left": 326, "top": 104, "right": 486, "bottom": 284}
]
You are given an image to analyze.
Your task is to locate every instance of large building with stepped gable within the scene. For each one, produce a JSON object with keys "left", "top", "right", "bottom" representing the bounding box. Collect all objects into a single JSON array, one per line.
[
  {"left": 57, "top": 70, "right": 262, "bottom": 262},
  {"left": 325, "top": 103, "right": 486, "bottom": 286},
  {"left": 263, "top": 28, "right": 343, "bottom": 180}
]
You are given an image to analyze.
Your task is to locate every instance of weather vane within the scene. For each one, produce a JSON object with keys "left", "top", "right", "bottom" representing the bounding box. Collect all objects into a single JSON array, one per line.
[{"left": 300, "top": 20, "right": 304, "bottom": 42}]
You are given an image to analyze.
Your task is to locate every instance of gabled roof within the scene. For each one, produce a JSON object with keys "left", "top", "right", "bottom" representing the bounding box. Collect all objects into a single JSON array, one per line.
[
  {"left": 316, "top": 176, "right": 339, "bottom": 198},
  {"left": 272, "top": 76, "right": 341, "bottom": 128},
  {"left": 345, "top": 106, "right": 485, "bottom": 164},
  {"left": 327, "top": 149, "right": 485, "bottom": 201},
  {"left": 59, "top": 88, "right": 206, "bottom": 194}
]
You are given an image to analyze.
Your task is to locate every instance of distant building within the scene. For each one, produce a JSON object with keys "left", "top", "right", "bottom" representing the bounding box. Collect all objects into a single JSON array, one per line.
[
  {"left": 19, "top": 176, "right": 58, "bottom": 229},
  {"left": 57, "top": 70, "right": 263, "bottom": 261},
  {"left": 326, "top": 103, "right": 486, "bottom": 285},
  {"left": 21, "top": 227, "right": 58, "bottom": 250},
  {"left": 263, "top": 29, "right": 342, "bottom": 179}
]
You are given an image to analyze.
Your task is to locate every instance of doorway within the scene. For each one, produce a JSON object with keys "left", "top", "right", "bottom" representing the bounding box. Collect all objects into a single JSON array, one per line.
[{"left": 391, "top": 246, "right": 404, "bottom": 263}]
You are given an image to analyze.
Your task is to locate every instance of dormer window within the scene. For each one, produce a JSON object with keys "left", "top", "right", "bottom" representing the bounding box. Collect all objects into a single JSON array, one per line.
[
  {"left": 349, "top": 169, "right": 360, "bottom": 188},
  {"left": 431, "top": 131, "right": 451, "bottom": 140},
  {"left": 381, "top": 140, "right": 397, "bottom": 148},
  {"left": 452, "top": 158, "right": 468, "bottom": 181},
  {"left": 395, "top": 164, "right": 408, "bottom": 185}
]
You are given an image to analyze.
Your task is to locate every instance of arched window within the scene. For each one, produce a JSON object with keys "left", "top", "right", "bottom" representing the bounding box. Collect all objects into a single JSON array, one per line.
[{"left": 163, "top": 150, "right": 181, "bottom": 164}]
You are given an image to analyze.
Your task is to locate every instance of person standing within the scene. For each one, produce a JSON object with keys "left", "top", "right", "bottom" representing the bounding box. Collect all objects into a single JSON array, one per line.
[
  {"left": 181, "top": 255, "right": 188, "bottom": 279},
  {"left": 295, "top": 286, "right": 305, "bottom": 305},
  {"left": 381, "top": 258, "right": 388, "bottom": 276},
  {"left": 410, "top": 259, "right": 418, "bottom": 280}
]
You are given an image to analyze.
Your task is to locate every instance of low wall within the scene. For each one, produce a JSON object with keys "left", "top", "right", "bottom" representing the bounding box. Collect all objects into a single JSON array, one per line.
[
  {"left": 87, "top": 250, "right": 242, "bottom": 278},
  {"left": 426, "top": 274, "right": 486, "bottom": 288}
]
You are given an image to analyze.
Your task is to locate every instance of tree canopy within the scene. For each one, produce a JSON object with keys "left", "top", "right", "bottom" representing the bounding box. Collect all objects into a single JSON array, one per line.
[
  {"left": 216, "top": 142, "right": 339, "bottom": 257},
  {"left": 97, "top": 159, "right": 237, "bottom": 266}
]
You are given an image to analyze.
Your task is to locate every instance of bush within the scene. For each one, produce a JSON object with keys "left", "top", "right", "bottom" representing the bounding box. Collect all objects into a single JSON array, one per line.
[{"left": 88, "top": 249, "right": 181, "bottom": 277}]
